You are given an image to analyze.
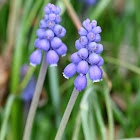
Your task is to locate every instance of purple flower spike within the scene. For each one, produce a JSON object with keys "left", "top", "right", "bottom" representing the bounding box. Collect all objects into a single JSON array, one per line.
[
  {"left": 71, "top": 52, "right": 82, "bottom": 64},
  {"left": 36, "top": 39, "right": 50, "bottom": 51},
  {"left": 30, "top": 3, "right": 67, "bottom": 68},
  {"left": 36, "top": 29, "right": 45, "bottom": 39},
  {"left": 54, "top": 25, "right": 66, "bottom": 38},
  {"left": 62, "top": 18, "right": 103, "bottom": 91},
  {"left": 44, "top": 29, "right": 54, "bottom": 40},
  {"left": 40, "top": 20, "right": 47, "bottom": 28},
  {"left": 89, "top": 65, "right": 102, "bottom": 82},
  {"left": 77, "top": 48, "right": 88, "bottom": 59},
  {"left": 74, "top": 75, "right": 87, "bottom": 91},
  {"left": 77, "top": 60, "right": 89, "bottom": 75},
  {"left": 88, "top": 42, "right": 98, "bottom": 52},
  {"left": 29, "top": 50, "right": 42, "bottom": 67},
  {"left": 75, "top": 40, "right": 85, "bottom": 50},
  {"left": 78, "top": 27, "right": 88, "bottom": 36},
  {"left": 63, "top": 18, "right": 103, "bottom": 91},
  {"left": 55, "top": 43, "right": 67, "bottom": 56},
  {"left": 97, "top": 56, "right": 104, "bottom": 66},
  {"left": 96, "top": 43, "right": 103, "bottom": 54},
  {"left": 79, "top": 36, "right": 88, "bottom": 45},
  {"left": 51, "top": 37, "right": 62, "bottom": 49},
  {"left": 95, "top": 34, "right": 101, "bottom": 42},
  {"left": 63, "top": 63, "right": 77, "bottom": 79},
  {"left": 46, "top": 50, "right": 59, "bottom": 67},
  {"left": 49, "top": 13, "right": 56, "bottom": 21},
  {"left": 92, "top": 26, "right": 102, "bottom": 34},
  {"left": 87, "top": 32, "right": 95, "bottom": 41},
  {"left": 89, "top": 53, "right": 100, "bottom": 65}
]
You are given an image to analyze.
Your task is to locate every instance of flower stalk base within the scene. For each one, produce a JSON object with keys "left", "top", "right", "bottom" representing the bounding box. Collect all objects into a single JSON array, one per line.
[
  {"left": 55, "top": 88, "right": 79, "bottom": 140},
  {"left": 23, "top": 52, "right": 48, "bottom": 140}
]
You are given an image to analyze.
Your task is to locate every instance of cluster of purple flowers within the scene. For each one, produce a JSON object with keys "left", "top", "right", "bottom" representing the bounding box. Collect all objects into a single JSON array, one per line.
[
  {"left": 63, "top": 19, "right": 104, "bottom": 91},
  {"left": 29, "top": 3, "right": 67, "bottom": 67}
]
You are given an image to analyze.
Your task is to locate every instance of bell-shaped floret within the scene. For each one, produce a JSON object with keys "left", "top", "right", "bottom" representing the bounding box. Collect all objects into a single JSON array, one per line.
[
  {"left": 63, "top": 63, "right": 77, "bottom": 79},
  {"left": 74, "top": 75, "right": 87, "bottom": 91},
  {"left": 46, "top": 50, "right": 59, "bottom": 67},
  {"left": 89, "top": 65, "right": 103, "bottom": 83},
  {"left": 29, "top": 50, "right": 42, "bottom": 67},
  {"left": 55, "top": 43, "right": 67, "bottom": 56},
  {"left": 77, "top": 61, "right": 89, "bottom": 75}
]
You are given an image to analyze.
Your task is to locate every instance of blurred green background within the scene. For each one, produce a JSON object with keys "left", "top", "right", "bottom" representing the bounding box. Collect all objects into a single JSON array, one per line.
[{"left": 0, "top": 0, "right": 140, "bottom": 140}]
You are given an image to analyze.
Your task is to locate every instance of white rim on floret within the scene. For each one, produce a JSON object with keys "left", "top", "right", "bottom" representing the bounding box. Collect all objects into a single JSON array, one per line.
[
  {"left": 93, "top": 79, "right": 103, "bottom": 83},
  {"left": 62, "top": 72, "right": 69, "bottom": 79},
  {"left": 61, "top": 54, "right": 66, "bottom": 57},
  {"left": 30, "top": 63, "right": 36, "bottom": 67},
  {"left": 50, "top": 64, "right": 57, "bottom": 67},
  {"left": 80, "top": 73, "right": 84, "bottom": 76}
]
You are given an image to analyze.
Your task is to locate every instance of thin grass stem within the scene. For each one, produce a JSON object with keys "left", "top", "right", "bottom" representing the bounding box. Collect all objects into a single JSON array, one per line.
[
  {"left": 55, "top": 88, "right": 79, "bottom": 140},
  {"left": 72, "top": 111, "right": 81, "bottom": 140},
  {"left": 0, "top": 95, "right": 15, "bottom": 140},
  {"left": 92, "top": 93, "right": 107, "bottom": 140},
  {"left": 104, "top": 87, "right": 114, "bottom": 140},
  {"left": 105, "top": 56, "right": 140, "bottom": 75},
  {"left": 23, "top": 52, "right": 48, "bottom": 140}
]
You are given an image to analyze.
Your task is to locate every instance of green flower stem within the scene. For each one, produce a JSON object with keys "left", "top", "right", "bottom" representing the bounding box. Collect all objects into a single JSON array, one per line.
[
  {"left": 48, "top": 66, "right": 61, "bottom": 127},
  {"left": 0, "top": 95, "right": 15, "bottom": 140},
  {"left": 104, "top": 88, "right": 114, "bottom": 140},
  {"left": 93, "top": 93, "right": 107, "bottom": 140},
  {"left": 105, "top": 56, "right": 140, "bottom": 75},
  {"left": 23, "top": 52, "right": 48, "bottom": 140},
  {"left": 55, "top": 88, "right": 79, "bottom": 140}
]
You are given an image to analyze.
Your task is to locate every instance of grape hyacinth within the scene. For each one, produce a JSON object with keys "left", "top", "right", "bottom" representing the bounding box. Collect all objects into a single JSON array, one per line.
[
  {"left": 23, "top": 4, "right": 67, "bottom": 140},
  {"left": 29, "top": 3, "right": 67, "bottom": 67},
  {"left": 63, "top": 18, "right": 104, "bottom": 91}
]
